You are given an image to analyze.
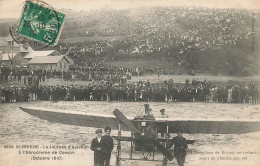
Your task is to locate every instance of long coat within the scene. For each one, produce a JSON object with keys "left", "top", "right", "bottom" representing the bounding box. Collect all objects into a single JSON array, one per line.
[
  {"left": 91, "top": 137, "right": 104, "bottom": 166},
  {"left": 101, "top": 135, "right": 114, "bottom": 156},
  {"left": 169, "top": 136, "right": 188, "bottom": 157}
]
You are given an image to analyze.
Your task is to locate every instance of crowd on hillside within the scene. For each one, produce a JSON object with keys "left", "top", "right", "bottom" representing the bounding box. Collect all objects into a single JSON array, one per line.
[
  {"left": 57, "top": 8, "right": 257, "bottom": 76},
  {"left": 61, "top": 8, "right": 254, "bottom": 61},
  {"left": 1, "top": 80, "right": 259, "bottom": 104}
]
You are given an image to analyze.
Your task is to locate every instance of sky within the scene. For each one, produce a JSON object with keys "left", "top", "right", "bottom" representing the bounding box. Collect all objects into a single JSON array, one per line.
[{"left": 0, "top": 0, "right": 260, "bottom": 18}]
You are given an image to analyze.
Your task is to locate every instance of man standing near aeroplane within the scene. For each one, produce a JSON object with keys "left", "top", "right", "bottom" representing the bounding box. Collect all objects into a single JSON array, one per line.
[
  {"left": 102, "top": 127, "right": 114, "bottom": 166},
  {"left": 169, "top": 130, "right": 188, "bottom": 166},
  {"left": 91, "top": 129, "right": 104, "bottom": 166}
]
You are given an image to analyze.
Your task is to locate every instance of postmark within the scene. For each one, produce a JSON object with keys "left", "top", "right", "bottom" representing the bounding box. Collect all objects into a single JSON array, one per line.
[{"left": 10, "top": 0, "right": 65, "bottom": 49}]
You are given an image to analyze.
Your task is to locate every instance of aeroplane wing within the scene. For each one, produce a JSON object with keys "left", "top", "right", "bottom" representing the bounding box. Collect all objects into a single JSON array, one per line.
[
  {"left": 19, "top": 107, "right": 260, "bottom": 134},
  {"left": 19, "top": 107, "right": 130, "bottom": 131},
  {"left": 155, "top": 118, "right": 260, "bottom": 134}
]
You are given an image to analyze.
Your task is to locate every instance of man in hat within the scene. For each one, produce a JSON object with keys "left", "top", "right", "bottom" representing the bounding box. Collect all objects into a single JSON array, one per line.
[
  {"left": 168, "top": 130, "right": 188, "bottom": 166},
  {"left": 143, "top": 107, "right": 155, "bottom": 119},
  {"left": 160, "top": 109, "right": 169, "bottom": 118},
  {"left": 159, "top": 109, "right": 169, "bottom": 138},
  {"left": 142, "top": 105, "right": 155, "bottom": 137},
  {"left": 101, "top": 127, "right": 114, "bottom": 166},
  {"left": 91, "top": 129, "right": 104, "bottom": 166}
]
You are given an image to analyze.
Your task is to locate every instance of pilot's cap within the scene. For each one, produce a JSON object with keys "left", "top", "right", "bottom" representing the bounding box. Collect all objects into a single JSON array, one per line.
[
  {"left": 95, "top": 129, "right": 103, "bottom": 133},
  {"left": 160, "top": 109, "right": 165, "bottom": 112}
]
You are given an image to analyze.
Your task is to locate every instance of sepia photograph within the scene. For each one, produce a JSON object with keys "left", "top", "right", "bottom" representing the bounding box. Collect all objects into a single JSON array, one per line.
[{"left": 0, "top": 0, "right": 259, "bottom": 165}]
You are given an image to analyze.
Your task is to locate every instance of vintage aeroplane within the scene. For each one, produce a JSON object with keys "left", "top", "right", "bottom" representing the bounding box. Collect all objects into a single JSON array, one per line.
[{"left": 19, "top": 105, "right": 260, "bottom": 164}]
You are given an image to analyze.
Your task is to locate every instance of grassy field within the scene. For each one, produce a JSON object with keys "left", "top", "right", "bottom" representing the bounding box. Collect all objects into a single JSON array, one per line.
[
  {"left": 2, "top": 58, "right": 259, "bottom": 87},
  {"left": 105, "top": 59, "right": 177, "bottom": 69}
]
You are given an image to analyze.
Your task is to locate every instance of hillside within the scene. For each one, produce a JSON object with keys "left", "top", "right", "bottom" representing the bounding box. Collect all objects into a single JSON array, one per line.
[{"left": 0, "top": 7, "right": 259, "bottom": 76}]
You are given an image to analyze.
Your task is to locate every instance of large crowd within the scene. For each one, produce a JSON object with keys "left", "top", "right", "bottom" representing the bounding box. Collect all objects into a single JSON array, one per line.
[
  {"left": 1, "top": 8, "right": 259, "bottom": 104},
  {"left": 0, "top": 66, "right": 62, "bottom": 86},
  {"left": 60, "top": 7, "right": 255, "bottom": 72},
  {"left": 1, "top": 64, "right": 168, "bottom": 85},
  {"left": 64, "top": 64, "right": 167, "bottom": 83},
  {"left": 1, "top": 79, "right": 259, "bottom": 104}
]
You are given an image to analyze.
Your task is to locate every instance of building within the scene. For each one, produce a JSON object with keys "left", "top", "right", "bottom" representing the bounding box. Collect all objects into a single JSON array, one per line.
[
  {"left": 24, "top": 50, "right": 60, "bottom": 61},
  {"left": 0, "top": 52, "right": 18, "bottom": 66},
  {"left": 14, "top": 52, "right": 29, "bottom": 66},
  {"left": 0, "top": 39, "right": 20, "bottom": 66},
  {"left": 28, "top": 55, "right": 71, "bottom": 71},
  {"left": 0, "top": 40, "right": 74, "bottom": 69},
  {"left": 19, "top": 45, "right": 34, "bottom": 57}
]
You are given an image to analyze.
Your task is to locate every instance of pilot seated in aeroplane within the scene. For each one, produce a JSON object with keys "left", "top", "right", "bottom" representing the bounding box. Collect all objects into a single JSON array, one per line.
[
  {"left": 134, "top": 105, "right": 156, "bottom": 151},
  {"left": 143, "top": 107, "right": 155, "bottom": 119}
]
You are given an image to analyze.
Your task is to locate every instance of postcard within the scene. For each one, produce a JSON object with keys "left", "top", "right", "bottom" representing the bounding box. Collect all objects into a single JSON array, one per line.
[{"left": 0, "top": 0, "right": 259, "bottom": 166}]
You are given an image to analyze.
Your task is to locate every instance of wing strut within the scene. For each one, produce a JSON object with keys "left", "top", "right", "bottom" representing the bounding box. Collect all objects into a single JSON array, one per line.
[{"left": 116, "top": 122, "right": 121, "bottom": 166}]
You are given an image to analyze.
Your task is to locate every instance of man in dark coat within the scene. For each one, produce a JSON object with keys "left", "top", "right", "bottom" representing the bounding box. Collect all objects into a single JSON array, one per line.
[
  {"left": 91, "top": 129, "right": 104, "bottom": 166},
  {"left": 101, "top": 127, "right": 114, "bottom": 166},
  {"left": 169, "top": 130, "right": 188, "bottom": 166}
]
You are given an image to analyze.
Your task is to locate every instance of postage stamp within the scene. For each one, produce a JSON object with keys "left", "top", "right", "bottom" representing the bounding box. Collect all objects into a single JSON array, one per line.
[{"left": 15, "top": 0, "right": 65, "bottom": 46}]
